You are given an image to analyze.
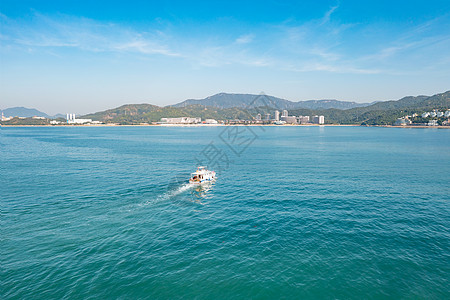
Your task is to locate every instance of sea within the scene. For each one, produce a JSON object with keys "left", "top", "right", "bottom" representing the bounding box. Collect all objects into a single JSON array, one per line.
[{"left": 1, "top": 126, "right": 449, "bottom": 299}]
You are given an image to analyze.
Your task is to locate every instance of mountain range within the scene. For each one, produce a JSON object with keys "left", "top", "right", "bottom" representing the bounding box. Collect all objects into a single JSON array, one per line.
[
  {"left": 0, "top": 107, "right": 65, "bottom": 119},
  {"left": 173, "top": 93, "right": 375, "bottom": 110},
  {"left": 2, "top": 91, "right": 449, "bottom": 125},
  {"left": 80, "top": 91, "right": 449, "bottom": 125}
]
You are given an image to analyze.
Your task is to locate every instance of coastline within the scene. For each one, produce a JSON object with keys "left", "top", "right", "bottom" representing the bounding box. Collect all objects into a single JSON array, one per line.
[{"left": 2, "top": 124, "right": 449, "bottom": 128}]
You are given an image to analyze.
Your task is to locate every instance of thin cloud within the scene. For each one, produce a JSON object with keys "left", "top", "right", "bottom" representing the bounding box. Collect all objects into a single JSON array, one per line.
[
  {"left": 1, "top": 8, "right": 448, "bottom": 76},
  {"left": 113, "top": 40, "right": 180, "bottom": 56},
  {"left": 235, "top": 34, "right": 254, "bottom": 44},
  {"left": 321, "top": 4, "right": 339, "bottom": 24},
  {"left": 0, "top": 13, "right": 178, "bottom": 57}
]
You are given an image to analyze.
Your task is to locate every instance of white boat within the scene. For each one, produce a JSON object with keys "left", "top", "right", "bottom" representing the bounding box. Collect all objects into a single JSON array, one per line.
[{"left": 189, "top": 166, "right": 216, "bottom": 184}]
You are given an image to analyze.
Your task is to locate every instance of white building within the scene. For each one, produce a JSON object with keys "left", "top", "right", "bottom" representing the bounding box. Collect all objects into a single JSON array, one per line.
[
  {"left": 394, "top": 118, "right": 412, "bottom": 126},
  {"left": 445, "top": 110, "right": 450, "bottom": 117},
  {"left": 312, "top": 115, "right": 325, "bottom": 124},
  {"left": 283, "top": 116, "right": 297, "bottom": 124},
  {"left": 297, "top": 116, "right": 310, "bottom": 124},
  {"left": 1, "top": 112, "right": 12, "bottom": 121},
  {"left": 274, "top": 110, "right": 280, "bottom": 121},
  {"left": 204, "top": 119, "right": 218, "bottom": 124},
  {"left": 66, "top": 113, "right": 92, "bottom": 124},
  {"left": 428, "top": 120, "right": 438, "bottom": 126},
  {"left": 437, "top": 111, "right": 444, "bottom": 117},
  {"left": 255, "top": 113, "right": 261, "bottom": 121},
  {"left": 160, "top": 117, "right": 201, "bottom": 124},
  {"left": 422, "top": 112, "right": 430, "bottom": 118},
  {"left": 265, "top": 113, "right": 271, "bottom": 121},
  {"left": 282, "top": 110, "right": 288, "bottom": 117}
]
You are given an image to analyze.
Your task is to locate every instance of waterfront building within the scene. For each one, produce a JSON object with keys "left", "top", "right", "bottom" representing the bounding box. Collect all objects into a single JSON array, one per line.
[
  {"left": 256, "top": 113, "right": 261, "bottom": 121},
  {"left": 274, "top": 120, "right": 286, "bottom": 125},
  {"left": 437, "top": 111, "right": 444, "bottom": 117},
  {"left": 298, "top": 116, "right": 310, "bottom": 124},
  {"left": 422, "top": 112, "right": 430, "bottom": 118},
  {"left": 284, "top": 116, "right": 297, "bottom": 124},
  {"left": 1, "top": 112, "right": 12, "bottom": 121},
  {"left": 319, "top": 116, "right": 325, "bottom": 124},
  {"left": 265, "top": 113, "right": 271, "bottom": 121},
  {"left": 66, "top": 113, "right": 92, "bottom": 124},
  {"left": 282, "top": 110, "right": 288, "bottom": 117},
  {"left": 428, "top": 120, "right": 438, "bottom": 126},
  {"left": 312, "top": 115, "right": 325, "bottom": 124},
  {"left": 204, "top": 119, "right": 218, "bottom": 124},
  {"left": 395, "top": 118, "right": 406, "bottom": 126},
  {"left": 445, "top": 110, "right": 450, "bottom": 117},
  {"left": 274, "top": 110, "right": 280, "bottom": 121},
  {"left": 394, "top": 118, "right": 411, "bottom": 126},
  {"left": 160, "top": 117, "right": 201, "bottom": 124}
]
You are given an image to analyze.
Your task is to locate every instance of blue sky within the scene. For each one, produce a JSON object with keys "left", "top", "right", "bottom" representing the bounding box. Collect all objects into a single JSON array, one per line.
[{"left": 1, "top": 0, "right": 449, "bottom": 114}]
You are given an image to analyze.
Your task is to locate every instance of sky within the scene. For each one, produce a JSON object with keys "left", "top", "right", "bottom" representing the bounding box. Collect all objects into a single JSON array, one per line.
[{"left": 1, "top": 0, "right": 450, "bottom": 115}]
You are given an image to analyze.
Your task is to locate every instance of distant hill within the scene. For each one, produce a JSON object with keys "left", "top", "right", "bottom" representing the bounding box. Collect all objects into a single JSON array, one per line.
[
  {"left": 82, "top": 103, "right": 254, "bottom": 124},
  {"left": 172, "top": 93, "right": 372, "bottom": 110},
  {"left": 82, "top": 91, "right": 450, "bottom": 125},
  {"left": 289, "top": 90, "right": 450, "bottom": 125},
  {"left": 5, "top": 91, "right": 448, "bottom": 126},
  {"left": 1, "top": 107, "right": 50, "bottom": 118},
  {"left": 0, "top": 107, "right": 65, "bottom": 119},
  {"left": 173, "top": 93, "right": 293, "bottom": 109},
  {"left": 82, "top": 103, "right": 161, "bottom": 123}
]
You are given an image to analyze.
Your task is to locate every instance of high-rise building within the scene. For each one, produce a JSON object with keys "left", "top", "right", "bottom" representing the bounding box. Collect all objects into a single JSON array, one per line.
[
  {"left": 298, "top": 116, "right": 310, "bottom": 124},
  {"left": 282, "top": 110, "right": 288, "bottom": 117},
  {"left": 274, "top": 110, "right": 280, "bottom": 121},
  {"left": 312, "top": 115, "right": 325, "bottom": 124},
  {"left": 265, "top": 113, "right": 270, "bottom": 121},
  {"left": 284, "top": 116, "right": 297, "bottom": 124},
  {"left": 256, "top": 113, "right": 261, "bottom": 121}
]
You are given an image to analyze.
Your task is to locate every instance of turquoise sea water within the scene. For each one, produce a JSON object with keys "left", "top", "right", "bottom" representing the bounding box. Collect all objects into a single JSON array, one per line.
[{"left": 1, "top": 126, "right": 449, "bottom": 299}]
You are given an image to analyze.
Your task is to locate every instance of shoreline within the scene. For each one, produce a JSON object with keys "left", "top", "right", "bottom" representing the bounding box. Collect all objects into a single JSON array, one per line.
[{"left": 1, "top": 124, "right": 449, "bottom": 129}]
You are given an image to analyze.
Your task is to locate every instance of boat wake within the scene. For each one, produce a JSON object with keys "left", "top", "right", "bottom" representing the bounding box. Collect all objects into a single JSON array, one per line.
[
  {"left": 139, "top": 170, "right": 216, "bottom": 207},
  {"left": 167, "top": 183, "right": 193, "bottom": 198},
  {"left": 139, "top": 183, "right": 193, "bottom": 207}
]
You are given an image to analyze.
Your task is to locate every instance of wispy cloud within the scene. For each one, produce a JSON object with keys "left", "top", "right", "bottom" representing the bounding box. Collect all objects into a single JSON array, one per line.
[
  {"left": 113, "top": 40, "right": 179, "bottom": 56},
  {"left": 354, "top": 16, "right": 450, "bottom": 74},
  {"left": 1, "top": 13, "right": 179, "bottom": 57},
  {"left": 235, "top": 34, "right": 254, "bottom": 44},
  {"left": 1, "top": 8, "right": 449, "bottom": 76},
  {"left": 321, "top": 4, "right": 339, "bottom": 24}
]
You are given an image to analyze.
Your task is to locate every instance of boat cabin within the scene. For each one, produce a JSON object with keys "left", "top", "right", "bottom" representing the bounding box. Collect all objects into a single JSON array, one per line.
[{"left": 189, "top": 166, "right": 214, "bottom": 184}]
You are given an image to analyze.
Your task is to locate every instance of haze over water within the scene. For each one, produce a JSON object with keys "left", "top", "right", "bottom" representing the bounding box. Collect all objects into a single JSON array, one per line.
[{"left": 2, "top": 126, "right": 449, "bottom": 299}]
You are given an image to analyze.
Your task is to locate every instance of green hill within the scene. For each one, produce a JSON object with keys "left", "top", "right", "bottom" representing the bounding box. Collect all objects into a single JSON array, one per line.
[
  {"left": 173, "top": 92, "right": 372, "bottom": 110},
  {"left": 77, "top": 90, "right": 450, "bottom": 125}
]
